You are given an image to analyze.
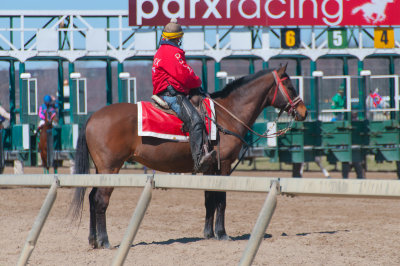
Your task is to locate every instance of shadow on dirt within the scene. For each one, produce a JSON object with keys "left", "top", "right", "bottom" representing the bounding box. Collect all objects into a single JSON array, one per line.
[
  {"left": 121, "top": 233, "right": 273, "bottom": 248},
  {"left": 281, "top": 229, "right": 350, "bottom": 237}
]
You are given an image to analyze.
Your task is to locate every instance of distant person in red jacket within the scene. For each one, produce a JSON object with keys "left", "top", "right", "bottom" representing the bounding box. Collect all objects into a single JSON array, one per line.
[{"left": 152, "top": 18, "right": 215, "bottom": 173}]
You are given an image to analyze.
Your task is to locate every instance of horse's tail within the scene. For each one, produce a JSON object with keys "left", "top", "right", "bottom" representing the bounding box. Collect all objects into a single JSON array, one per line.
[{"left": 70, "top": 119, "right": 90, "bottom": 221}]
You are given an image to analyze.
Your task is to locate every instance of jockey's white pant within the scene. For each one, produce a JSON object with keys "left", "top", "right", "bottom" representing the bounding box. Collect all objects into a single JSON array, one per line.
[
  {"left": 0, "top": 105, "right": 10, "bottom": 120},
  {"left": 38, "top": 120, "right": 45, "bottom": 127}
]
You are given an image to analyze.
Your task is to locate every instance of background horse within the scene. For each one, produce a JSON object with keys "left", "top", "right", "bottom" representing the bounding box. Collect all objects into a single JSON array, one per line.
[
  {"left": 38, "top": 110, "right": 58, "bottom": 173},
  {"left": 71, "top": 65, "right": 307, "bottom": 249}
]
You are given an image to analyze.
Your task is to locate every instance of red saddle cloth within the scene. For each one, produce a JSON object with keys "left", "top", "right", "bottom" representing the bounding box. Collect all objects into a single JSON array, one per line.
[{"left": 138, "top": 99, "right": 216, "bottom": 141}]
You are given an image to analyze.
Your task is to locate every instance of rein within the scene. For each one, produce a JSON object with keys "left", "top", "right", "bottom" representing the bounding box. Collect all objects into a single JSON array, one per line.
[
  {"left": 206, "top": 69, "right": 302, "bottom": 140},
  {"left": 201, "top": 70, "right": 302, "bottom": 174}
]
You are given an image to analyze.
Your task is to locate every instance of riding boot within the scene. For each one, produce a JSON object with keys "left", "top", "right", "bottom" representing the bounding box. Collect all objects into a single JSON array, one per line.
[
  {"left": 175, "top": 93, "right": 216, "bottom": 173},
  {"left": 189, "top": 122, "right": 216, "bottom": 173}
]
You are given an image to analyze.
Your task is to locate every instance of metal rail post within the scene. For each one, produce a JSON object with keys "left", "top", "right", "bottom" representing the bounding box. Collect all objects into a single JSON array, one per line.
[
  {"left": 112, "top": 176, "right": 154, "bottom": 266},
  {"left": 239, "top": 180, "right": 280, "bottom": 266},
  {"left": 17, "top": 178, "right": 59, "bottom": 266}
]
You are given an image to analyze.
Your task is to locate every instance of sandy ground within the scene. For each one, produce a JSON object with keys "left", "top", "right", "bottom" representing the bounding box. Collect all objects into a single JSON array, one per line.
[{"left": 1, "top": 166, "right": 400, "bottom": 266}]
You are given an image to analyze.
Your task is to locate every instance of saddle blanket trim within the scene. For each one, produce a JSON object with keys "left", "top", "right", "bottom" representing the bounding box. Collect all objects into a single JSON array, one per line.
[{"left": 137, "top": 99, "right": 217, "bottom": 142}]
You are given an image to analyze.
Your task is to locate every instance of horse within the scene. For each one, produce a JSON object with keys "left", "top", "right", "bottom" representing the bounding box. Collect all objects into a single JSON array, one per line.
[
  {"left": 70, "top": 65, "right": 308, "bottom": 249},
  {"left": 37, "top": 109, "right": 58, "bottom": 173},
  {"left": 352, "top": 0, "right": 393, "bottom": 24}
]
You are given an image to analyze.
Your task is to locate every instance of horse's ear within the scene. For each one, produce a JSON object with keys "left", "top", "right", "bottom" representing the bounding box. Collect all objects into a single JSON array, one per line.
[{"left": 277, "top": 63, "right": 288, "bottom": 76}]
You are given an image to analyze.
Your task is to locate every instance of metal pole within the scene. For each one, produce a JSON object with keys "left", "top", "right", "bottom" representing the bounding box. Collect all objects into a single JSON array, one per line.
[
  {"left": 214, "top": 61, "right": 221, "bottom": 92},
  {"left": 17, "top": 178, "right": 59, "bottom": 266},
  {"left": 9, "top": 60, "right": 16, "bottom": 125},
  {"left": 117, "top": 62, "right": 124, "bottom": 103},
  {"left": 239, "top": 181, "right": 280, "bottom": 266},
  {"left": 112, "top": 176, "right": 154, "bottom": 266},
  {"left": 106, "top": 59, "right": 113, "bottom": 105},
  {"left": 57, "top": 60, "right": 64, "bottom": 125}
]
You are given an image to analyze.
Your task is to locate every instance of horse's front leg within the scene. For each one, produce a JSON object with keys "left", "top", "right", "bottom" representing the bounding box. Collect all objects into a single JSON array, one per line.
[
  {"left": 204, "top": 191, "right": 216, "bottom": 238},
  {"left": 93, "top": 187, "right": 114, "bottom": 248},
  {"left": 214, "top": 161, "right": 231, "bottom": 240},
  {"left": 214, "top": 191, "right": 229, "bottom": 240}
]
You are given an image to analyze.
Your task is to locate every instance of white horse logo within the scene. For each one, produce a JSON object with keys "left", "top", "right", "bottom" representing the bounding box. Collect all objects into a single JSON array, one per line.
[{"left": 352, "top": 0, "right": 394, "bottom": 24}]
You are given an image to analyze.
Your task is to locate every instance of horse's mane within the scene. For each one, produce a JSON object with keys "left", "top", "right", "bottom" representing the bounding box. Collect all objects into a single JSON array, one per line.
[{"left": 210, "top": 68, "right": 274, "bottom": 99}]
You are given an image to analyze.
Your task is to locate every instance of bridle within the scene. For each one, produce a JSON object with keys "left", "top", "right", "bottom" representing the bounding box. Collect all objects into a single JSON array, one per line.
[
  {"left": 208, "top": 70, "right": 304, "bottom": 139},
  {"left": 203, "top": 70, "right": 305, "bottom": 174},
  {"left": 271, "top": 70, "right": 303, "bottom": 117}
]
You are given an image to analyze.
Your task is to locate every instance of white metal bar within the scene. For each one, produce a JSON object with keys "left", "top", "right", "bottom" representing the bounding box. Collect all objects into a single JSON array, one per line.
[
  {"left": 1, "top": 175, "right": 400, "bottom": 198},
  {"left": 239, "top": 181, "right": 279, "bottom": 266},
  {"left": 17, "top": 179, "right": 59, "bottom": 266},
  {"left": 291, "top": 76, "right": 304, "bottom": 101},
  {"left": 112, "top": 176, "right": 154, "bottom": 266},
  {"left": 76, "top": 15, "right": 93, "bottom": 30},
  {"left": 20, "top": 15, "right": 24, "bottom": 51}
]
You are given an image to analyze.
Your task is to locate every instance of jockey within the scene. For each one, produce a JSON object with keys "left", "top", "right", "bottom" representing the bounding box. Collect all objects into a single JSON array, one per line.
[
  {"left": 152, "top": 18, "right": 216, "bottom": 173},
  {"left": 370, "top": 88, "right": 382, "bottom": 108},
  {"left": 37, "top": 95, "right": 58, "bottom": 132},
  {"left": 0, "top": 102, "right": 10, "bottom": 128}
]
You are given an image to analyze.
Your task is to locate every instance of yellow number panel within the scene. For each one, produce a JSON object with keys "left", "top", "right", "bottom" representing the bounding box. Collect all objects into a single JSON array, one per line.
[{"left": 374, "top": 28, "right": 395, "bottom": 49}]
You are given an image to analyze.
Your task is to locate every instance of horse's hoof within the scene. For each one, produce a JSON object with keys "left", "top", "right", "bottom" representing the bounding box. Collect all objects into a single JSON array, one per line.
[
  {"left": 89, "top": 237, "right": 98, "bottom": 249},
  {"left": 203, "top": 231, "right": 215, "bottom": 239},
  {"left": 97, "top": 240, "right": 111, "bottom": 249},
  {"left": 216, "top": 234, "right": 231, "bottom": 241}
]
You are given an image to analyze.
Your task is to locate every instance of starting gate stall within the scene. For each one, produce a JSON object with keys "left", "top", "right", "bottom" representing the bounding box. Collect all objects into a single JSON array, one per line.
[
  {"left": 2, "top": 72, "right": 38, "bottom": 168},
  {"left": 118, "top": 72, "right": 137, "bottom": 103},
  {"left": 364, "top": 72, "right": 400, "bottom": 162},
  {"left": 48, "top": 72, "right": 87, "bottom": 168},
  {"left": 315, "top": 72, "right": 369, "bottom": 165},
  {"left": 273, "top": 75, "right": 321, "bottom": 164},
  {"left": 316, "top": 73, "right": 353, "bottom": 164}
]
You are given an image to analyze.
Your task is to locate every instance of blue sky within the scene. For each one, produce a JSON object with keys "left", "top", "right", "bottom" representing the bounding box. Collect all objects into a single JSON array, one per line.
[{"left": 2, "top": 0, "right": 128, "bottom": 10}]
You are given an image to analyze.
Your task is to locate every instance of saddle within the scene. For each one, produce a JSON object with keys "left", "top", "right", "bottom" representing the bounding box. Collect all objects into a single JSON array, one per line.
[{"left": 137, "top": 94, "right": 217, "bottom": 142}]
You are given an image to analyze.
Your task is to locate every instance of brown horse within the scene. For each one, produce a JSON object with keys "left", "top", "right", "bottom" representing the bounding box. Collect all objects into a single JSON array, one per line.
[
  {"left": 71, "top": 65, "right": 308, "bottom": 248},
  {"left": 38, "top": 110, "right": 58, "bottom": 173}
]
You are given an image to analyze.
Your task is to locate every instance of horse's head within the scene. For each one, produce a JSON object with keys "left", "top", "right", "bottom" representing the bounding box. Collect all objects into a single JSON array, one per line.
[
  {"left": 268, "top": 64, "right": 308, "bottom": 121},
  {"left": 44, "top": 109, "right": 58, "bottom": 128}
]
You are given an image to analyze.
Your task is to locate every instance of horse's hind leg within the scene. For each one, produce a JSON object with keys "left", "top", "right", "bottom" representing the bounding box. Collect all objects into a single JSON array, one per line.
[
  {"left": 89, "top": 187, "right": 114, "bottom": 248},
  {"left": 88, "top": 188, "right": 98, "bottom": 248}
]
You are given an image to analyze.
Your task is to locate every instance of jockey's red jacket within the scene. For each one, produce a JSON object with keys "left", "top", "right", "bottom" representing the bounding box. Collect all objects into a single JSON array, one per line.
[{"left": 152, "top": 41, "right": 201, "bottom": 95}]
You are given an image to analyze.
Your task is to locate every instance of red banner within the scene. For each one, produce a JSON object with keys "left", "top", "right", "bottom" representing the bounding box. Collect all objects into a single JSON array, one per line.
[{"left": 129, "top": 0, "right": 400, "bottom": 26}]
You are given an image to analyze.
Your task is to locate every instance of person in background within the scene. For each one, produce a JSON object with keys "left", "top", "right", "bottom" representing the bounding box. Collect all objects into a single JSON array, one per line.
[
  {"left": 369, "top": 88, "right": 383, "bottom": 108},
  {"left": 0, "top": 102, "right": 11, "bottom": 129},
  {"left": 36, "top": 94, "right": 58, "bottom": 133},
  {"left": 331, "top": 85, "right": 345, "bottom": 121}
]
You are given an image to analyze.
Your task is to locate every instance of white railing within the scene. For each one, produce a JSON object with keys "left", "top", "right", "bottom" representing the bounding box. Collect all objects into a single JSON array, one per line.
[{"left": 2, "top": 174, "right": 400, "bottom": 266}]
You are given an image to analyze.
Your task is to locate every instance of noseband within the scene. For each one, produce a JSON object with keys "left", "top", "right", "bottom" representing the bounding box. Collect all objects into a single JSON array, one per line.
[{"left": 271, "top": 70, "right": 303, "bottom": 116}]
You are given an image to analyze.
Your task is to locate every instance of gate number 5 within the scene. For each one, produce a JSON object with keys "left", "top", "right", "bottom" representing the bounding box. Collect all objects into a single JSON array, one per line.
[{"left": 333, "top": 31, "right": 343, "bottom": 46}]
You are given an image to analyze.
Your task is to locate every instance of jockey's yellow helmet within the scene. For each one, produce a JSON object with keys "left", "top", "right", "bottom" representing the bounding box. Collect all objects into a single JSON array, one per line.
[{"left": 162, "top": 18, "right": 183, "bottom": 40}]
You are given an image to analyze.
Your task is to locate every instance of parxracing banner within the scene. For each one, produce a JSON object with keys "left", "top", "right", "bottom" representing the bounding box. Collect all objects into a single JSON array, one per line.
[{"left": 129, "top": 0, "right": 400, "bottom": 27}]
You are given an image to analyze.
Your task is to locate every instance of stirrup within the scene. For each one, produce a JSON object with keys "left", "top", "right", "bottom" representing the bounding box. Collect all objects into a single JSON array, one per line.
[{"left": 196, "top": 150, "right": 216, "bottom": 173}]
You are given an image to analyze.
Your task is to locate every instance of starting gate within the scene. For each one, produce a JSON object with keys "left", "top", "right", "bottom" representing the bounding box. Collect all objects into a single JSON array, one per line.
[{"left": 119, "top": 72, "right": 137, "bottom": 103}]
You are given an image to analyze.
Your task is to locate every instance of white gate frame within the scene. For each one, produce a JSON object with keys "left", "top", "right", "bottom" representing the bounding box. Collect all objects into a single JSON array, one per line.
[
  {"left": 2, "top": 174, "right": 400, "bottom": 266},
  {"left": 320, "top": 75, "right": 352, "bottom": 113},
  {"left": 369, "top": 74, "right": 400, "bottom": 112}
]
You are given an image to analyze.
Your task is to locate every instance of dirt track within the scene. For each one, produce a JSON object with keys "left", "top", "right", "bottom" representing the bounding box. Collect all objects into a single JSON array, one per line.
[{"left": 1, "top": 167, "right": 400, "bottom": 265}]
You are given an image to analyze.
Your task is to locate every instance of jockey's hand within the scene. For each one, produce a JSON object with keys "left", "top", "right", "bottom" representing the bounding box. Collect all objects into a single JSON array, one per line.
[{"left": 190, "top": 87, "right": 208, "bottom": 97}]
